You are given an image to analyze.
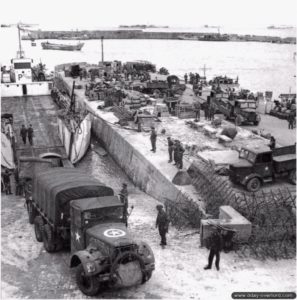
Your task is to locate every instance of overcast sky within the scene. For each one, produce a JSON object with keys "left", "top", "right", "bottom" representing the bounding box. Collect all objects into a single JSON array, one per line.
[{"left": 0, "top": 0, "right": 296, "bottom": 29}]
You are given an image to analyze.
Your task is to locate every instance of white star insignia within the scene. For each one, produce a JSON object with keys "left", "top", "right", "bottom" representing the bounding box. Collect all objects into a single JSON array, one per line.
[{"left": 75, "top": 232, "right": 80, "bottom": 242}]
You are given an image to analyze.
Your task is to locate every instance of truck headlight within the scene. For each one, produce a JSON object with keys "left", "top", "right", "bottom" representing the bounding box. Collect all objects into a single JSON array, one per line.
[{"left": 85, "top": 262, "right": 96, "bottom": 273}]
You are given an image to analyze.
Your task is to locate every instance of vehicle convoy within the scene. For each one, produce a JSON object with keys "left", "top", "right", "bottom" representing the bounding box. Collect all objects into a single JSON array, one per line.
[
  {"left": 212, "top": 96, "right": 261, "bottom": 125},
  {"left": 229, "top": 145, "right": 296, "bottom": 192},
  {"left": 25, "top": 167, "right": 155, "bottom": 296}
]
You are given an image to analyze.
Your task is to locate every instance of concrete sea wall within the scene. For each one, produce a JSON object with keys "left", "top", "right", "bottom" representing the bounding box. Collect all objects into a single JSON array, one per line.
[{"left": 90, "top": 115, "right": 202, "bottom": 227}]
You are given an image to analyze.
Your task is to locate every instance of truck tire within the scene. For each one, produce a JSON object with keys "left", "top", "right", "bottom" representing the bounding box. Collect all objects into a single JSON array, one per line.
[
  {"left": 142, "top": 270, "right": 152, "bottom": 284},
  {"left": 253, "top": 121, "right": 259, "bottom": 126},
  {"left": 43, "top": 224, "right": 56, "bottom": 253},
  {"left": 246, "top": 177, "right": 261, "bottom": 192},
  {"left": 289, "top": 169, "right": 296, "bottom": 185},
  {"left": 34, "top": 216, "right": 44, "bottom": 242},
  {"left": 76, "top": 264, "right": 100, "bottom": 296},
  {"left": 27, "top": 202, "right": 36, "bottom": 224}
]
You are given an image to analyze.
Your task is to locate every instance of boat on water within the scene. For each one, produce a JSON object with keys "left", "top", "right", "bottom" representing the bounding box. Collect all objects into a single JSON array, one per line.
[
  {"left": 267, "top": 25, "right": 294, "bottom": 30},
  {"left": 41, "top": 41, "right": 84, "bottom": 51}
]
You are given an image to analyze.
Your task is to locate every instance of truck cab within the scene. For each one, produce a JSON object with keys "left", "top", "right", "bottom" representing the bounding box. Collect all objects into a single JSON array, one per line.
[
  {"left": 233, "top": 99, "right": 261, "bottom": 125},
  {"left": 70, "top": 196, "right": 155, "bottom": 296}
]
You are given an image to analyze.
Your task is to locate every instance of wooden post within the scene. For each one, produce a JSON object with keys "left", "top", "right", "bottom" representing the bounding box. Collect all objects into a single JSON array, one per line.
[{"left": 101, "top": 36, "right": 104, "bottom": 63}]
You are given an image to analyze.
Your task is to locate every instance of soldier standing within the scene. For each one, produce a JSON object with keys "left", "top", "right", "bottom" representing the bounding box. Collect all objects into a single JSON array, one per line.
[
  {"left": 119, "top": 183, "right": 129, "bottom": 226},
  {"left": 27, "top": 124, "right": 34, "bottom": 146},
  {"left": 209, "top": 104, "right": 215, "bottom": 121},
  {"left": 177, "top": 143, "right": 185, "bottom": 169},
  {"left": 167, "top": 137, "right": 174, "bottom": 163},
  {"left": 184, "top": 73, "right": 188, "bottom": 84},
  {"left": 204, "top": 104, "right": 209, "bottom": 120},
  {"left": 204, "top": 228, "right": 223, "bottom": 271},
  {"left": 2, "top": 169, "right": 12, "bottom": 195},
  {"left": 193, "top": 101, "right": 201, "bottom": 122},
  {"left": 173, "top": 140, "right": 179, "bottom": 166},
  {"left": 288, "top": 113, "right": 295, "bottom": 130},
  {"left": 155, "top": 205, "right": 169, "bottom": 246},
  {"left": 20, "top": 125, "right": 27, "bottom": 145},
  {"left": 150, "top": 126, "right": 157, "bottom": 153}
]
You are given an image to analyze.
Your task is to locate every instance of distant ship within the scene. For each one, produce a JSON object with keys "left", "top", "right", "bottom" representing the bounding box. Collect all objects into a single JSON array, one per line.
[
  {"left": 267, "top": 25, "right": 294, "bottom": 30},
  {"left": 119, "top": 24, "right": 169, "bottom": 29},
  {"left": 41, "top": 41, "right": 84, "bottom": 51}
]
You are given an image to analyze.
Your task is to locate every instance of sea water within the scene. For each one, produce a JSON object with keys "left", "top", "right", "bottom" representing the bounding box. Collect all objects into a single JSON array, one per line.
[{"left": 1, "top": 27, "right": 296, "bottom": 98}]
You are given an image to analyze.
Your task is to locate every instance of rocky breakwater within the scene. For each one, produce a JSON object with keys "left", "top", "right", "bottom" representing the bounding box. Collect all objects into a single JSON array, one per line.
[{"left": 24, "top": 29, "right": 296, "bottom": 44}]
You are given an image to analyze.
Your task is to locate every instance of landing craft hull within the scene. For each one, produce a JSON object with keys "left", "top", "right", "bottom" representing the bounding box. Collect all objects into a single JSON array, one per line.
[
  {"left": 58, "top": 113, "right": 91, "bottom": 164},
  {"left": 41, "top": 42, "right": 84, "bottom": 51},
  {"left": 1, "top": 133, "right": 15, "bottom": 169}
]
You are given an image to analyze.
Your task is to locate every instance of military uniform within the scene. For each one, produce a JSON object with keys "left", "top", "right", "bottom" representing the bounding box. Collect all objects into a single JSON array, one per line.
[
  {"left": 150, "top": 127, "right": 157, "bottom": 152},
  {"left": 28, "top": 125, "right": 34, "bottom": 146},
  {"left": 167, "top": 137, "right": 174, "bottom": 163},
  {"left": 20, "top": 126, "right": 27, "bottom": 145},
  {"left": 193, "top": 101, "right": 201, "bottom": 121},
  {"left": 173, "top": 140, "right": 179, "bottom": 165},
  {"left": 204, "top": 230, "right": 223, "bottom": 271},
  {"left": 156, "top": 205, "right": 169, "bottom": 246},
  {"left": 119, "top": 184, "right": 128, "bottom": 225},
  {"left": 2, "top": 170, "right": 12, "bottom": 195},
  {"left": 177, "top": 144, "right": 185, "bottom": 169}
]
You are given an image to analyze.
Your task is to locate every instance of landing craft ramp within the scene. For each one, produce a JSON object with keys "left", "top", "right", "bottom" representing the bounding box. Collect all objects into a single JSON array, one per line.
[{"left": 1, "top": 95, "right": 67, "bottom": 158}]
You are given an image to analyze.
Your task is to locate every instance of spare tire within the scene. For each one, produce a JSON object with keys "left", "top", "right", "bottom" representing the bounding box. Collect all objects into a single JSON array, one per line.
[{"left": 110, "top": 251, "right": 145, "bottom": 286}]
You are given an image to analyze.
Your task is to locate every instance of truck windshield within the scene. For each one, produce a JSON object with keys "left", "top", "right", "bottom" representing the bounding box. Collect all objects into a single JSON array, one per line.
[
  {"left": 240, "top": 102, "right": 256, "bottom": 109},
  {"left": 84, "top": 207, "right": 124, "bottom": 223},
  {"left": 239, "top": 149, "right": 257, "bottom": 164}
]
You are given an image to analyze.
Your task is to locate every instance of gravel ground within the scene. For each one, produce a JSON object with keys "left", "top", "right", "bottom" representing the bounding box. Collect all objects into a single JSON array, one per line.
[{"left": 1, "top": 148, "right": 296, "bottom": 299}]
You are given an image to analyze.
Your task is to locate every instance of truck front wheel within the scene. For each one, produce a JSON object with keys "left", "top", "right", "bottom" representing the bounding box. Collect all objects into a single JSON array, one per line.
[
  {"left": 289, "top": 169, "right": 296, "bottom": 185},
  {"left": 43, "top": 224, "right": 56, "bottom": 253},
  {"left": 34, "top": 216, "right": 44, "bottom": 242},
  {"left": 76, "top": 264, "right": 100, "bottom": 296},
  {"left": 246, "top": 177, "right": 261, "bottom": 192}
]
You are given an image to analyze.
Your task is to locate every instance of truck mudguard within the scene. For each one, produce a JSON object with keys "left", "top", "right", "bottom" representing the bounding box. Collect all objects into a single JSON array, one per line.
[
  {"left": 70, "top": 249, "right": 104, "bottom": 276},
  {"left": 241, "top": 173, "right": 263, "bottom": 185}
]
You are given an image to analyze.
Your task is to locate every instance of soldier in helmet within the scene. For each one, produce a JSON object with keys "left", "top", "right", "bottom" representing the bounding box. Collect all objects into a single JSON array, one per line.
[
  {"left": 150, "top": 126, "right": 157, "bottom": 153},
  {"left": 167, "top": 137, "right": 174, "bottom": 163},
  {"left": 155, "top": 205, "right": 169, "bottom": 246},
  {"left": 204, "top": 228, "right": 224, "bottom": 271},
  {"left": 119, "top": 183, "right": 128, "bottom": 226}
]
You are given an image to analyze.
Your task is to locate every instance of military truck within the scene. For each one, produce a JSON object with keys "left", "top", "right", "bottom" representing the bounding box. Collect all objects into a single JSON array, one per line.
[
  {"left": 212, "top": 96, "right": 261, "bottom": 126},
  {"left": 26, "top": 167, "right": 155, "bottom": 296},
  {"left": 229, "top": 144, "right": 296, "bottom": 192}
]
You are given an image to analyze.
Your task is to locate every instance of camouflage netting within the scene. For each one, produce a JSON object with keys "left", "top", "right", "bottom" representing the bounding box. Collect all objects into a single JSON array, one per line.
[{"left": 189, "top": 158, "right": 296, "bottom": 260}]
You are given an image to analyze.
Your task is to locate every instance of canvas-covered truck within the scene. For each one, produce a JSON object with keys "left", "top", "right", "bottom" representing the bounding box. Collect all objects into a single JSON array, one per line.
[
  {"left": 229, "top": 144, "right": 296, "bottom": 192},
  {"left": 26, "top": 167, "right": 155, "bottom": 296}
]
